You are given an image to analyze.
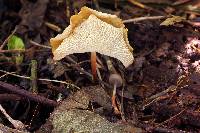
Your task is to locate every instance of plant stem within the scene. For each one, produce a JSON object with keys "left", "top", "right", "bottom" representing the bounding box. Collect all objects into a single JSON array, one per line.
[{"left": 30, "top": 60, "right": 38, "bottom": 93}]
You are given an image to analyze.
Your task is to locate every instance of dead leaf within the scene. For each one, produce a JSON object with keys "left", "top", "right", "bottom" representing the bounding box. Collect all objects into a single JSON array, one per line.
[{"left": 160, "top": 16, "right": 185, "bottom": 26}]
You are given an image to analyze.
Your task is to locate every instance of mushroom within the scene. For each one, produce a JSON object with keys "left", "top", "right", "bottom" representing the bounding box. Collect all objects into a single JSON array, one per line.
[
  {"left": 50, "top": 6, "right": 134, "bottom": 79},
  {"left": 109, "top": 73, "right": 123, "bottom": 114}
]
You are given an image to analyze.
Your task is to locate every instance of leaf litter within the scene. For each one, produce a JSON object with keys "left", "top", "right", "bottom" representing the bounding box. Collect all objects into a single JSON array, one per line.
[{"left": 0, "top": 0, "right": 200, "bottom": 132}]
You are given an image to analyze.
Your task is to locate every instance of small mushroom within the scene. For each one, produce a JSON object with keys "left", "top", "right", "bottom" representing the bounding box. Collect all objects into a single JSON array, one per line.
[
  {"left": 50, "top": 7, "right": 134, "bottom": 79},
  {"left": 109, "top": 74, "right": 123, "bottom": 88},
  {"left": 109, "top": 72, "right": 123, "bottom": 114}
]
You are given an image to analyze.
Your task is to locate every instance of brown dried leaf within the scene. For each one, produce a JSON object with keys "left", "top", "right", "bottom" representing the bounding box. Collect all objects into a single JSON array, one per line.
[{"left": 160, "top": 16, "right": 185, "bottom": 26}]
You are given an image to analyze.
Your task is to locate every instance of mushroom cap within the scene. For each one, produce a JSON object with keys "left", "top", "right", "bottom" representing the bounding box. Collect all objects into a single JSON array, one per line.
[
  {"left": 50, "top": 7, "right": 134, "bottom": 67},
  {"left": 109, "top": 74, "right": 123, "bottom": 88}
]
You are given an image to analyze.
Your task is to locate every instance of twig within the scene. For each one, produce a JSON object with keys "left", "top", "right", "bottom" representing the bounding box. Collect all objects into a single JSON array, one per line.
[
  {"left": 104, "top": 56, "right": 117, "bottom": 74},
  {"left": 0, "top": 72, "right": 15, "bottom": 79},
  {"left": 30, "top": 60, "right": 38, "bottom": 93},
  {"left": 68, "top": 60, "right": 90, "bottom": 67},
  {"left": 0, "top": 69, "right": 80, "bottom": 90},
  {"left": 29, "top": 40, "right": 51, "bottom": 49},
  {"left": 38, "top": 78, "right": 79, "bottom": 89},
  {"left": 153, "top": 126, "right": 186, "bottom": 133},
  {"left": 123, "top": 16, "right": 166, "bottom": 23},
  {"left": 143, "top": 75, "right": 187, "bottom": 109},
  {"left": 128, "top": 0, "right": 146, "bottom": 8},
  {"left": 0, "top": 26, "right": 18, "bottom": 50},
  {"left": 147, "top": 85, "right": 177, "bottom": 101},
  {"left": 0, "top": 70, "right": 29, "bottom": 79},
  {"left": 97, "top": 68, "right": 104, "bottom": 87},
  {"left": 0, "top": 104, "right": 25, "bottom": 130},
  {"left": 44, "top": 22, "right": 61, "bottom": 32},
  {"left": 155, "top": 108, "right": 186, "bottom": 127},
  {"left": 0, "top": 49, "right": 25, "bottom": 53},
  {"left": 64, "top": 56, "right": 93, "bottom": 78},
  {"left": 0, "top": 81, "right": 58, "bottom": 107},
  {"left": 127, "top": 0, "right": 165, "bottom": 15}
]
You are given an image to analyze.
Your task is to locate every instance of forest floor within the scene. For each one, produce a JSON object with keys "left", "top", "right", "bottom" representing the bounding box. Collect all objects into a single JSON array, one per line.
[{"left": 0, "top": 0, "right": 200, "bottom": 132}]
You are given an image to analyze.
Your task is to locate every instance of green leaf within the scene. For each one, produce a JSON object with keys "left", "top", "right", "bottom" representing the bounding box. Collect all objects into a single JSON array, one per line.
[
  {"left": 160, "top": 15, "right": 185, "bottom": 26},
  {"left": 7, "top": 35, "right": 25, "bottom": 65},
  {"left": 7, "top": 35, "right": 25, "bottom": 50}
]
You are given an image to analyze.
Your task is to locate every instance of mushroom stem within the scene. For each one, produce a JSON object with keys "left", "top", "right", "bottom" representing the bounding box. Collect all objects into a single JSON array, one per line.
[
  {"left": 112, "top": 83, "right": 120, "bottom": 114},
  {"left": 91, "top": 52, "right": 97, "bottom": 80}
]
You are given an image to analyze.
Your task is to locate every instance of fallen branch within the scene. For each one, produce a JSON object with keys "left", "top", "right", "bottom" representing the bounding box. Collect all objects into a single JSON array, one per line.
[
  {"left": 0, "top": 81, "right": 58, "bottom": 107},
  {"left": 0, "top": 94, "right": 22, "bottom": 103}
]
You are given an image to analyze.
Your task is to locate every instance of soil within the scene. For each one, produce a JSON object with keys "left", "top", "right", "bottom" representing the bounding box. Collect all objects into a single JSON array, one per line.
[{"left": 0, "top": 0, "right": 200, "bottom": 132}]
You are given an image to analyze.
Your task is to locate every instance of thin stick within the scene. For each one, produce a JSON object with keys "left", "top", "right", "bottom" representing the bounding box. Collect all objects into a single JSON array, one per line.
[
  {"left": 97, "top": 68, "right": 104, "bottom": 87},
  {"left": 0, "top": 72, "right": 15, "bottom": 79},
  {"left": 0, "top": 69, "right": 80, "bottom": 90},
  {"left": 128, "top": 0, "right": 146, "bottom": 9},
  {"left": 0, "top": 70, "right": 30, "bottom": 79},
  {"left": 127, "top": 0, "right": 165, "bottom": 15},
  {"left": 30, "top": 60, "right": 38, "bottom": 93},
  {"left": 0, "top": 49, "right": 25, "bottom": 53},
  {"left": 0, "top": 26, "right": 18, "bottom": 50},
  {"left": 147, "top": 85, "right": 177, "bottom": 101},
  {"left": 29, "top": 40, "right": 51, "bottom": 49},
  {"left": 0, "top": 104, "right": 25, "bottom": 130},
  {"left": 120, "top": 85, "right": 126, "bottom": 121},
  {"left": 123, "top": 16, "right": 166, "bottom": 23},
  {"left": 155, "top": 108, "right": 186, "bottom": 127},
  {"left": 44, "top": 22, "right": 61, "bottom": 32},
  {"left": 104, "top": 56, "right": 117, "bottom": 74},
  {"left": 65, "top": 56, "right": 93, "bottom": 78}
]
